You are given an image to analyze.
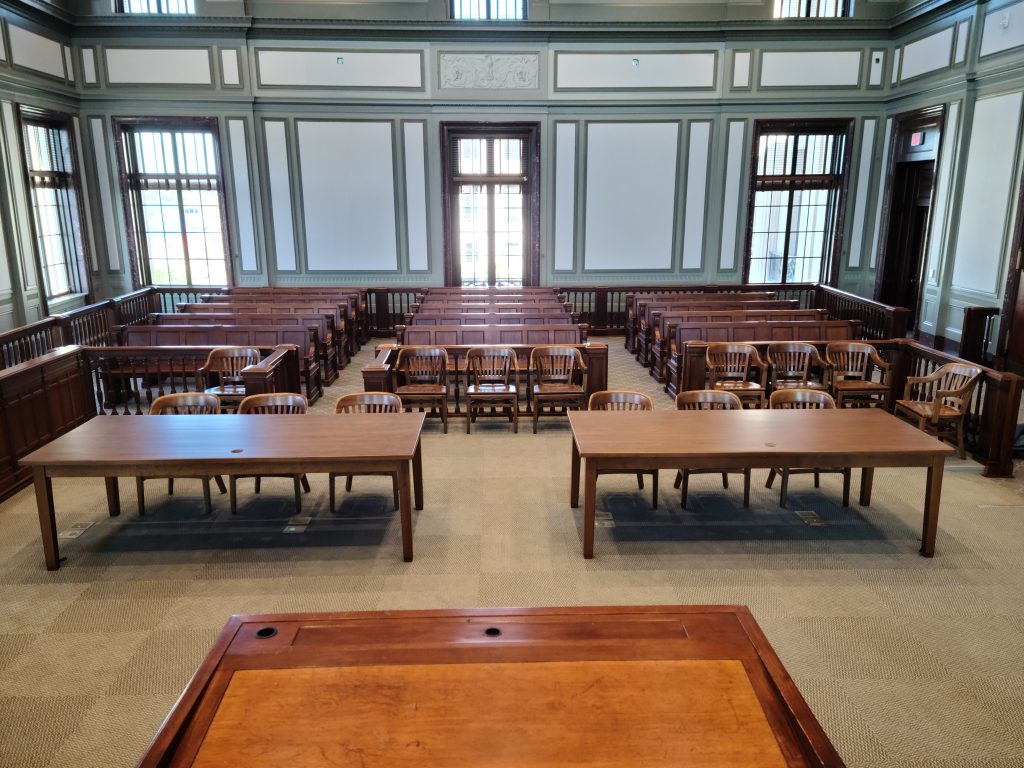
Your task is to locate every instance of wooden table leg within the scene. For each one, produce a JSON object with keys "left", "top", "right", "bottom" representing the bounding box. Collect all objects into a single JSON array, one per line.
[
  {"left": 398, "top": 461, "right": 413, "bottom": 562},
  {"left": 412, "top": 439, "right": 424, "bottom": 511},
  {"left": 34, "top": 467, "right": 60, "bottom": 571},
  {"left": 921, "top": 456, "right": 944, "bottom": 557},
  {"left": 105, "top": 477, "right": 121, "bottom": 517},
  {"left": 570, "top": 437, "right": 581, "bottom": 508},
  {"left": 583, "top": 459, "right": 597, "bottom": 559},
  {"left": 858, "top": 468, "right": 874, "bottom": 506}
]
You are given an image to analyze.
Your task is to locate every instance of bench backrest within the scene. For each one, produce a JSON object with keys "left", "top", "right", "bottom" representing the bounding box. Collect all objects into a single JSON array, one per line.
[
  {"left": 150, "top": 312, "right": 335, "bottom": 344},
  {"left": 673, "top": 319, "right": 860, "bottom": 345},
  {"left": 123, "top": 324, "right": 319, "bottom": 360},
  {"left": 396, "top": 323, "right": 586, "bottom": 346},
  {"left": 409, "top": 312, "right": 574, "bottom": 326},
  {"left": 657, "top": 308, "right": 828, "bottom": 340}
]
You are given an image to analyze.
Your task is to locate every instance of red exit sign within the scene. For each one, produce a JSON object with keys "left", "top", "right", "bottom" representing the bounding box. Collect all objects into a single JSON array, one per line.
[{"left": 910, "top": 131, "right": 926, "bottom": 147}]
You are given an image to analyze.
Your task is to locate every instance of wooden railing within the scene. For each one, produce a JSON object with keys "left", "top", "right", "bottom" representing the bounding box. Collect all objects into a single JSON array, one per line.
[
  {"left": 0, "top": 318, "right": 63, "bottom": 369},
  {"left": 56, "top": 302, "right": 116, "bottom": 346},
  {"left": 815, "top": 286, "right": 910, "bottom": 341},
  {"left": 365, "top": 288, "right": 422, "bottom": 337}
]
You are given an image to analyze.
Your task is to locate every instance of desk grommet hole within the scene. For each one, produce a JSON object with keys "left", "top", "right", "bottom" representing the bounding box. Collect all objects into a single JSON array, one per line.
[
  {"left": 484, "top": 627, "right": 501, "bottom": 637},
  {"left": 231, "top": 449, "right": 243, "bottom": 454},
  {"left": 255, "top": 626, "right": 277, "bottom": 639}
]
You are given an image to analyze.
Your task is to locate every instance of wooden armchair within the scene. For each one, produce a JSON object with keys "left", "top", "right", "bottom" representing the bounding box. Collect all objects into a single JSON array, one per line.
[
  {"left": 529, "top": 346, "right": 588, "bottom": 433},
  {"left": 230, "top": 393, "right": 311, "bottom": 514},
  {"left": 588, "top": 390, "right": 658, "bottom": 508},
  {"left": 767, "top": 389, "right": 850, "bottom": 509},
  {"left": 200, "top": 347, "right": 261, "bottom": 411},
  {"left": 466, "top": 347, "right": 519, "bottom": 434},
  {"left": 767, "top": 342, "right": 827, "bottom": 393},
  {"left": 395, "top": 346, "right": 449, "bottom": 434},
  {"left": 825, "top": 341, "right": 891, "bottom": 409},
  {"left": 331, "top": 392, "right": 403, "bottom": 512},
  {"left": 673, "top": 390, "right": 749, "bottom": 508},
  {"left": 706, "top": 343, "right": 767, "bottom": 408},
  {"left": 894, "top": 362, "right": 982, "bottom": 459},
  {"left": 136, "top": 393, "right": 224, "bottom": 516}
]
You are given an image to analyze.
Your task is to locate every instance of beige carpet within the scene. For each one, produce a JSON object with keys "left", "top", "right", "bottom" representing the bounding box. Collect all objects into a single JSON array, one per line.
[{"left": 1, "top": 339, "right": 1023, "bottom": 767}]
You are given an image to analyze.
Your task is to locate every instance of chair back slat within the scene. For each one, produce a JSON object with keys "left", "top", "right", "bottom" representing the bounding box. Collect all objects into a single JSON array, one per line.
[
  {"left": 675, "top": 390, "right": 743, "bottom": 411},
  {"left": 467, "top": 347, "right": 518, "bottom": 387},
  {"left": 238, "top": 393, "right": 308, "bottom": 414},
  {"left": 335, "top": 392, "right": 402, "bottom": 414},
  {"left": 397, "top": 346, "right": 449, "bottom": 385},
  {"left": 150, "top": 392, "right": 221, "bottom": 415},
  {"left": 769, "top": 389, "right": 836, "bottom": 409},
  {"left": 588, "top": 390, "right": 652, "bottom": 411}
]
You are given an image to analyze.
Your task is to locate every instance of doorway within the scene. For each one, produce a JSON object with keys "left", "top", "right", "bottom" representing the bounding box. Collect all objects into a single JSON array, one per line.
[
  {"left": 441, "top": 123, "right": 540, "bottom": 286},
  {"left": 875, "top": 110, "right": 943, "bottom": 330}
]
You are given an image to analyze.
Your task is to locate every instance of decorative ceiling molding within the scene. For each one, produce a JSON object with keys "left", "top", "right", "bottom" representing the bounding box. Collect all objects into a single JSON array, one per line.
[{"left": 439, "top": 52, "right": 539, "bottom": 89}]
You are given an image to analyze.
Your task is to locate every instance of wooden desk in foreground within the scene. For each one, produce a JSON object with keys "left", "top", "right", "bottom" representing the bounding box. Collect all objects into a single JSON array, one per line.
[
  {"left": 20, "top": 413, "right": 425, "bottom": 569},
  {"left": 568, "top": 409, "right": 954, "bottom": 558},
  {"left": 135, "top": 606, "right": 846, "bottom": 767}
]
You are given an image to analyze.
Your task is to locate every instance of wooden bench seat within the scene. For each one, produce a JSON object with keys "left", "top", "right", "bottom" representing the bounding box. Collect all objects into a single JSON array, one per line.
[{"left": 122, "top": 325, "right": 322, "bottom": 404}]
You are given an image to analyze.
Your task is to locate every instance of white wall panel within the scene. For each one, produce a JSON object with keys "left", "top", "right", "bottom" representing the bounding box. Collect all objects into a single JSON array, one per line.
[
  {"left": 62, "top": 45, "right": 73, "bottom": 82},
  {"left": 732, "top": 51, "right": 750, "bottom": 89},
  {"left": 557, "top": 53, "right": 715, "bottom": 90},
  {"left": 221, "top": 48, "right": 240, "bottom": 86},
  {"left": 869, "top": 50, "right": 884, "bottom": 86},
  {"left": 258, "top": 50, "right": 421, "bottom": 88},
  {"left": 106, "top": 48, "right": 212, "bottom": 85},
  {"left": 0, "top": 27, "right": 6, "bottom": 62},
  {"left": 925, "top": 102, "right": 959, "bottom": 286},
  {"left": 227, "top": 120, "right": 258, "bottom": 272},
  {"left": 719, "top": 121, "right": 745, "bottom": 271},
  {"left": 0, "top": 234, "right": 10, "bottom": 291},
  {"left": 869, "top": 119, "right": 893, "bottom": 270},
  {"left": 403, "top": 122, "right": 429, "bottom": 271},
  {"left": 760, "top": 51, "right": 861, "bottom": 87},
  {"left": 900, "top": 27, "right": 953, "bottom": 80},
  {"left": 951, "top": 92, "right": 1024, "bottom": 295},
  {"left": 264, "top": 121, "right": 297, "bottom": 271},
  {"left": 82, "top": 48, "right": 96, "bottom": 84},
  {"left": 89, "top": 118, "right": 121, "bottom": 272},
  {"left": 584, "top": 122, "right": 677, "bottom": 271},
  {"left": 847, "top": 119, "right": 876, "bottom": 269},
  {"left": 298, "top": 121, "right": 398, "bottom": 271},
  {"left": 954, "top": 21, "right": 970, "bottom": 64},
  {"left": 682, "top": 121, "right": 711, "bottom": 270},
  {"left": 981, "top": 0, "right": 1024, "bottom": 57},
  {"left": 554, "top": 123, "right": 577, "bottom": 271},
  {"left": 891, "top": 50, "right": 901, "bottom": 84},
  {"left": 8, "top": 25, "right": 65, "bottom": 79}
]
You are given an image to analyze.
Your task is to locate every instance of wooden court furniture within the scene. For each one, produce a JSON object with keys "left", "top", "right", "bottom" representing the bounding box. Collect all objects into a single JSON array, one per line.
[
  {"left": 465, "top": 347, "right": 519, "bottom": 434},
  {"left": 588, "top": 390, "right": 658, "bottom": 508},
  {"left": 397, "top": 323, "right": 587, "bottom": 346},
  {"left": 21, "top": 412, "right": 426, "bottom": 569},
  {"left": 567, "top": 408, "right": 954, "bottom": 558},
  {"left": 395, "top": 346, "right": 450, "bottom": 434},
  {"left": 766, "top": 390, "right": 851, "bottom": 509},
  {"left": 409, "top": 312, "right": 575, "bottom": 326},
  {"left": 707, "top": 343, "right": 768, "bottom": 408},
  {"left": 767, "top": 342, "right": 828, "bottom": 392},
  {"left": 673, "top": 390, "right": 750, "bottom": 509},
  {"left": 331, "top": 393, "right": 403, "bottom": 512},
  {"left": 825, "top": 341, "right": 892, "bottom": 409},
  {"left": 895, "top": 362, "right": 983, "bottom": 459},
  {"left": 135, "top": 393, "right": 225, "bottom": 516},
  {"left": 133, "top": 605, "right": 847, "bottom": 768},
  {"left": 201, "top": 347, "right": 260, "bottom": 411},
  {"left": 530, "top": 345, "right": 588, "bottom": 433}
]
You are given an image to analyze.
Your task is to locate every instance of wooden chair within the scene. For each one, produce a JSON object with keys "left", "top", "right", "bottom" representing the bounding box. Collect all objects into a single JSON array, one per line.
[
  {"left": 673, "top": 390, "right": 749, "bottom": 508},
  {"left": 530, "top": 345, "right": 588, "bottom": 433},
  {"left": 136, "top": 393, "right": 224, "bottom": 516},
  {"left": 200, "top": 347, "right": 261, "bottom": 411},
  {"left": 766, "top": 389, "right": 850, "bottom": 509},
  {"left": 330, "top": 392, "right": 403, "bottom": 512},
  {"left": 706, "top": 343, "right": 767, "bottom": 408},
  {"left": 767, "top": 342, "right": 827, "bottom": 393},
  {"left": 825, "top": 341, "right": 891, "bottom": 409},
  {"left": 230, "top": 393, "right": 311, "bottom": 514},
  {"left": 465, "top": 347, "right": 519, "bottom": 434},
  {"left": 395, "top": 346, "right": 449, "bottom": 434},
  {"left": 894, "top": 362, "right": 982, "bottom": 459},
  {"left": 588, "top": 390, "right": 658, "bottom": 508}
]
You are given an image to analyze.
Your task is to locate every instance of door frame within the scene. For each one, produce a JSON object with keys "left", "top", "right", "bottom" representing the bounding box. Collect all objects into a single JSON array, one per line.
[{"left": 439, "top": 122, "right": 541, "bottom": 287}]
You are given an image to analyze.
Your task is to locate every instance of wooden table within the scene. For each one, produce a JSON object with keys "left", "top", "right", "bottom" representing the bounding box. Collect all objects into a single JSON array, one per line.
[
  {"left": 135, "top": 606, "right": 846, "bottom": 767},
  {"left": 20, "top": 413, "right": 425, "bottom": 569},
  {"left": 569, "top": 409, "right": 954, "bottom": 558}
]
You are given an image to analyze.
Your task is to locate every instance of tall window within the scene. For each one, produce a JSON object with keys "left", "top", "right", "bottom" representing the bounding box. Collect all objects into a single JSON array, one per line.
[
  {"left": 746, "top": 121, "right": 851, "bottom": 285},
  {"left": 451, "top": 0, "right": 525, "bottom": 20},
  {"left": 116, "top": 120, "right": 229, "bottom": 287},
  {"left": 19, "top": 109, "right": 89, "bottom": 300},
  {"left": 116, "top": 0, "right": 195, "bottom": 13},
  {"left": 774, "top": 0, "right": 850, "bottom": 18}
]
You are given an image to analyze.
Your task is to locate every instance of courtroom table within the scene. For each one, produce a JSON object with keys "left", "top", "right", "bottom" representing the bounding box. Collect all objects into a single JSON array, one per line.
[
  {"left": 20, "top": 413, "right": 425, "bottom": 569},
  {"left": 135, "top": 606, "right": 846, "bottom": 767},
  {"left": 568, "top": 409, "right": 954, "bottom": 559}
]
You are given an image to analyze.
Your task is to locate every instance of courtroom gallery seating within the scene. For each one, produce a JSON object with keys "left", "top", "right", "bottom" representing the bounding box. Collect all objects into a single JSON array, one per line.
[
  {"left": 465, "top": 346, "right": 519, "bottom": 434},
  {"left": 230, "top": 393, "right": 312, "bottom": 514},
  {"left": 705, "top": 343, "right": 767, "bottom": 408},
  {"left": 588, "top": 390, "right": 658, "bottom": 508},
  {"left": 766, "top": 342, "right": 828, "bottom": 392},
  {"left": 894, "top": 362, "right": 983, "bottom": 459},
  {"left": 673, "top": 390, "right": 750, "bottom": 508},
  {"left": 200, "top": 346, "right": 262, "bottom": 411},
  {"left": 766, "top": 389, "right": 851, "bottom": 509},
  {"left": 331, "top": 392, "right": 403, "bottom": 511},
  {"left": 825, "top": 341, "right": 892, "bottom": 409},
  {"left": 135, "top": 392, "right": 225, "bottom": 516},
  {"left": 530, "top": 345, "right": 588, "bottom": 433},
  {"left": 394, "top": 346, "right": 449, "bottom": 433}
]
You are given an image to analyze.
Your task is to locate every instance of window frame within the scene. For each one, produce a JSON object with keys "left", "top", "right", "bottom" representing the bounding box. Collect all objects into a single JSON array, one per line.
[
  {"left": 742, "top": 118, "right": 854, "bottom": 286},
  {"left": 450, "top": 0, "right": 527, "bottom": 21},
  {"left": 773, "top": 0, "right": 852, "bottom": 18},
  {"left": 112, "top": 116, "right": 232, "bottom": 289},
  {"left": 115, "top": 0, "right": 196, "bottom": 14},
  {"left": 17, "top": 106, "right": 92, "bottom": 305}
]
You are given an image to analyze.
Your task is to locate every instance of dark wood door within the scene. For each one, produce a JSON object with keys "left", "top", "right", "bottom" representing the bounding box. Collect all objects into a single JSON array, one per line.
[
  {"left": 1006, "top": 263, "right": 1024, "bottom": 367},
  {"left": 879, "top": 160, "right": 934, "bottom": 327}
]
